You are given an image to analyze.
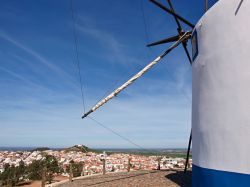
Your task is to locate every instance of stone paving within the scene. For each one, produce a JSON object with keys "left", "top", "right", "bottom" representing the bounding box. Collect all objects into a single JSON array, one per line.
[{"left": 56, "top": 170, "right": 191, "bottom": 187}]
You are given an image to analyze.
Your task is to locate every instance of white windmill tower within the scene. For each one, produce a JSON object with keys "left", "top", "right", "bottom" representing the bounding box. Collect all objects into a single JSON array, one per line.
[
  {"left": 81, "top": 0, "right": 250, "bottom": 186},
  {"left": 192, "top": 0, "right": 250, "bottom": 186}
]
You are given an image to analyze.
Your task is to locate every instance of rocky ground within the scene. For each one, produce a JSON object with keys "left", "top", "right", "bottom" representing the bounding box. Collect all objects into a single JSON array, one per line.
[{"left": 55, "top": 170, "right": 191, "bottom": 187}]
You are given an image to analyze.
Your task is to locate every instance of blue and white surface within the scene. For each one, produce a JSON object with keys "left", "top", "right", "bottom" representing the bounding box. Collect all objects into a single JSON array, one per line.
[{"left": 192, "top": 0, "right": 250, "bottom": 186}]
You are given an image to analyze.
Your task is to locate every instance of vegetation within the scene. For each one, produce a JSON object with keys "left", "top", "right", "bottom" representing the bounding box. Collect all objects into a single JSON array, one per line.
[
  {"left": 27, "top": 155, "right": 60, "bottom": 183},
  {"left": 66, "top": 160, "right": 83, "bottom": 177},
  {"left": 0, "top": 155, "right": 61, "bottom": 186},
  {"left": 0, "top": 162, "right": 26, "bottom": 186}
]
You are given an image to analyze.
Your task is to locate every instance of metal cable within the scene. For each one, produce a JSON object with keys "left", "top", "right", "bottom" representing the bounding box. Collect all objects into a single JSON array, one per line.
[
  {"left": 70, "top": 0, "right": 86, "bottom": 113},
  {"left": 140, "top": 0, "right": 151, "bottom": 48},
  {"left": 87, "top": 116, "right": 156, "bottom": 153}
]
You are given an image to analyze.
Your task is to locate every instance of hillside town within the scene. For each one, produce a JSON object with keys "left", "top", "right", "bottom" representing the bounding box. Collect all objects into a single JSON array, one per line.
[{"left": 0, "top": 145, "right": 192, "bottom": 176}]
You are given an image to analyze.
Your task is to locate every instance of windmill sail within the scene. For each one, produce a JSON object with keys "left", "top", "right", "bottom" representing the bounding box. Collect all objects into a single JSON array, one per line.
[{"left": 82, "top": 32, "right": 190, "bottom": 119}]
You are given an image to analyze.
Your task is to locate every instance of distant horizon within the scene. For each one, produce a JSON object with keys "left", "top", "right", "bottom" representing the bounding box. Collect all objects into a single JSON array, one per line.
[{"left": 0, "top": 145, "right": 188, "bottom": 151}]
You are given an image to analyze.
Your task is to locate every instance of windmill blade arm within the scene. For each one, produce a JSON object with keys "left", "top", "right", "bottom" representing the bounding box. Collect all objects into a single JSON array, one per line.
[
  {"left": 149, "top": 0, "right": 195, "bottom": 28},
  {"left": 182, "top": 42, "right": 192, "bottom": 64},
  {"left": 147, "top": 34, "right": 179, "bottom": 47},
  {"left": 82, "top": 33, "right": 190, "bottom": 119},
  {"left": 167, "top": 0, "right": 182, "bottom": 31},
  {"left": 82, "top": 55, "right": 163, "bottom": 119},
  {"left": 165, "top": 0, "right": 192, "bottom": 65}
]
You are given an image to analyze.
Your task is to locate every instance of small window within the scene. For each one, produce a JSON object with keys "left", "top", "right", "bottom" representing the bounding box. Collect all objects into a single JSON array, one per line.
[{"left": 192, "top": 30, "right": 198, "bottom": 62}]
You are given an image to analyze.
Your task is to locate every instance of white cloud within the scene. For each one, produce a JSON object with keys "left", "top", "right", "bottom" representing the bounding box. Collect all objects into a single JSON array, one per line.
[
  {"left": 0, "top": 32, "right": 76, "bottom": 84},
  {"left": 76, "top": 18, "right": 141, "bottom": 67}
]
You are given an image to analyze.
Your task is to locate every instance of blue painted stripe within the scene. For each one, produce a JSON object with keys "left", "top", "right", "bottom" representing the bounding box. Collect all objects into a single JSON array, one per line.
[{"left": 193, "top": 164, "right": 250, "bottom": 187}]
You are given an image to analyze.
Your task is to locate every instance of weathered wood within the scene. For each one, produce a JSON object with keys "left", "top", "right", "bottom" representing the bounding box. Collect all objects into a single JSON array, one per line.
[
  {"left": 157, "top": 157, "right": 162, "bottom": 170},
  {"left": 127, "top": 157, "right": 131, "bottom": 172},
  {"left": 102, "top": 159, "right": 106, "bottom": 175},
  {"left": 69, "top": 163, "right": 73, "bottom": 182},
  {"left": 81, "top": 162, "right": 85, "bottom": 176},
  {"left": 41, "top": 167, "right": 46, "bottom": 187}
]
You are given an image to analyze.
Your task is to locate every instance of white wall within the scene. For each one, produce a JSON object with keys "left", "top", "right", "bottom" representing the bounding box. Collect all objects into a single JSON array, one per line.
[{"left": 192, "top": 0, "right": 250, "bottom": 174}]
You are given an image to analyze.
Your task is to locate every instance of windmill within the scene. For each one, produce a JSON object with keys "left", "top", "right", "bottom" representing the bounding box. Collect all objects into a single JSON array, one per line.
[{"left": 81, "top": 0, "right": 250, "bottom": 186}]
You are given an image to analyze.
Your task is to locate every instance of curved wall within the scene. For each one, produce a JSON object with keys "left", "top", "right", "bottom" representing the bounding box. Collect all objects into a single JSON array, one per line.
[{"left": 192, "top": 0, "right": 250, "bottom": 186}]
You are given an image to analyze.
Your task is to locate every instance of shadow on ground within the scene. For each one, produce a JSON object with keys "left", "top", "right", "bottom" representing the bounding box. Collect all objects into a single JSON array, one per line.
[{"left": 165, "top": 170, "right": 192, "bottom": 187}]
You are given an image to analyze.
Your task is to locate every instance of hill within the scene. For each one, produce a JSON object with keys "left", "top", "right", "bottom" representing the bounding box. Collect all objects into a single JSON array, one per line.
[{"left": 63, "top": 144, "right": 99, "bottom": 153}]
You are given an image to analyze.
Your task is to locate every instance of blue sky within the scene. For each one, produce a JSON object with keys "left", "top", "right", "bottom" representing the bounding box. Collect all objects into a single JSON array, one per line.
[{"left": 0, "top": 0, "right": 217, "bottom": 148}]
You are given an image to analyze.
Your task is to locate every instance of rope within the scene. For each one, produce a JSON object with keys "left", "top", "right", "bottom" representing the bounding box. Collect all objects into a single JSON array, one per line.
[
  {"left": 140, "top": 0, "right": 151, "bottom": 48},
  {"left": 70, "top": 0, "right": 86, "bottom": 113},
  {"left": 87, "top": 116, "right": 155, "bottom": 153}
]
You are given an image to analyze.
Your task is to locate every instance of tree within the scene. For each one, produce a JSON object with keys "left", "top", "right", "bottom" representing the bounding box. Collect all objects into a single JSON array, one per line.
[
  {"left": 44, "top": 155, "right": 60, "bottom": 183},
  {"left": 0, "top": 155, "right": 61, "bottom": 185},
  {"left": 28, "top": 160, "right": 43, "bottom": 180},
  {"left": 28, "top": 155, "right": 60, "bottom": 183},
  {"left": 0, "top": 163, "right": 22, "bottom": 186},
  {"left": 16, "top": 160, "right": 26, "bottom": 180},
  {"left": 66, "top": 160, "right": 82, "bottom": 177}
]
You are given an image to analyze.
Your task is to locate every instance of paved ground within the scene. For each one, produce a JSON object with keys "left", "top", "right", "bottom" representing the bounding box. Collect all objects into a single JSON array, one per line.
[
  {"left": 18, "top": 176, "right": 68, "bottom": 187},
  {"left": 55, "top": 170, "right": 191, "bottom": 187}
]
